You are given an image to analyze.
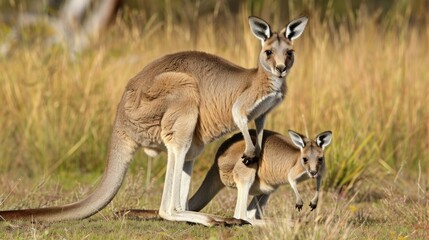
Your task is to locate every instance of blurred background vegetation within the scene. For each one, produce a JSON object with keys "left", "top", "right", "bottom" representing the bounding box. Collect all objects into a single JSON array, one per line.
[{"left": 0, "top": 0, "right": 428, "bottom": 198}]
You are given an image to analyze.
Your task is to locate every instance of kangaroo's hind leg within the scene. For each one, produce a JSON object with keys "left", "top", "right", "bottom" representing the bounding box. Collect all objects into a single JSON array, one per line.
[
  {"left": 180, "top": 142, "right": 204, "bottom": 211},
  {"left": 159, "top": 114, "right": 226, "bottom": 226},
  {"left": 152, "top": 73, "right": 235, "bottom": 226},
  {"left": 232, "top": 162, "right": 257, "bottom": 220}
]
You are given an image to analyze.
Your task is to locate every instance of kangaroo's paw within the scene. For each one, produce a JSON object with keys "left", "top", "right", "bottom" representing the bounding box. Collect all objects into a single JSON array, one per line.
[
  {"left": 295, "top": 203, "right": 303, "bottom": 212},
  {"left": 309, "top": 202, "right": 317, "bottom": 211},
  {"left": 241, "top": 153, "right": 259, "bottom": 166}
]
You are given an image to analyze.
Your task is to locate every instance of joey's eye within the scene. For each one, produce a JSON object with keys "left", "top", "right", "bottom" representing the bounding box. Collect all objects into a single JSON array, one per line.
[
  {"left": 302, "top": 157, "right": 308, "bottom": 164},
  {"left": 318, "top": 157, "right": 324, "bottom": 162},
  {"left": 265, "top": 50, "right": 272, "bottom": 56},
  {"left": 286, "top": 50, "right": 294, "bottom": 57}
]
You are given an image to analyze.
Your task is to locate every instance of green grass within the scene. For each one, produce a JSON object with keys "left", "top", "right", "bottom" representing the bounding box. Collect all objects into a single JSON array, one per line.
[{"left": 1, "top": 1, "right": 429, "bottom": 239}]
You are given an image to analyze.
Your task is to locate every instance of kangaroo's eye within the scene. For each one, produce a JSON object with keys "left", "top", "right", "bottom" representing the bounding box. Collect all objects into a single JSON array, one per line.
[
  {"left": 265, "top": 50, "right": 272, "bottom": 56},
  {"left": 302, "top": 157, "right": 308, "bottom": 164},
  {"left": 286, "top": 50, "right": 294, "bottom": 57},
  {"left": 318, "top": 157, "right": 324, "bottom": 162}
]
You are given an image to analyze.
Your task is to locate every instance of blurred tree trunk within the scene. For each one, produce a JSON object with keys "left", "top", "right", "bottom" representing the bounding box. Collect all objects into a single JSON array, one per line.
[
  {"left": 60, "top": 0, "right": 122, "bottom": 52},
  {"left": 1, "top": 0, "right": 122, "bottom": 56},
  {"left": 82, "top": 0, "right": 122, "bottom": 38}
]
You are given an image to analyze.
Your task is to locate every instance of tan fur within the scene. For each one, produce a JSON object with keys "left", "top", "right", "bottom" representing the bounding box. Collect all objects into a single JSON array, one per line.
[
  {"left": 0, "top": 16, "right": 308, "bottom": 226},
  {"left": 188, "top": 129, "right": 332, "bottom": 225},
  {"left": 123, "top": 52, "right": 271, "bottom": 145}
]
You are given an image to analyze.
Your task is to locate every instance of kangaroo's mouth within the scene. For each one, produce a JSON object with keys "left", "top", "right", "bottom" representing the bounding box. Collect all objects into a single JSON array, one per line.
[
  {"left": 307, "top": 171, "right": 319, "bottom": 178},
  {"left": 271, "top": 70, "right": 287, "bottom": 78}
]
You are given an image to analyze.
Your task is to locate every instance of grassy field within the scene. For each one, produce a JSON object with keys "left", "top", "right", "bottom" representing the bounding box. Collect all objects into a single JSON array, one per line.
[{"left": 1, "top": 2, "right": 428, "bottom": 239}]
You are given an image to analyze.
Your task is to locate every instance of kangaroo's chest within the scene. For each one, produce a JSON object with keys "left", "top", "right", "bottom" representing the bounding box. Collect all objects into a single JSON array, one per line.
[
  {"left": 248, "top": 92, "right": 283, "bottom": 120},
  {"left": 294, "top": 171, "right": 310, "bottom": 183},
  {"left": 247, "top": 78, "right": 286, "bottom": 121}
]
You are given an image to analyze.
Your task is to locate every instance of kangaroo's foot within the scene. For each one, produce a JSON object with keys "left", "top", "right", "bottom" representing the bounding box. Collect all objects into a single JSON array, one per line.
[{"left": 210, "top": 217, "right": 251, "bottom": 227}]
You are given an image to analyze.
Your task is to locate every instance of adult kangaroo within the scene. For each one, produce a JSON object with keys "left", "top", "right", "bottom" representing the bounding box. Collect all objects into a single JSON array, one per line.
[{"left": 0, "top": 16, "right": 308, "bottom": 226}]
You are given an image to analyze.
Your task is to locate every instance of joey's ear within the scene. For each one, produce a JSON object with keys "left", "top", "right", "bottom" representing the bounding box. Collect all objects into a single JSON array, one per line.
[
  {"left": 316, "top": 131, "right": 332, "bottom": 149},
  {"left": 288, "top": 130, "right": 306, "bottom": 149},
  {"left": 248, "top": 16, "right": 272, "bottom": 42},
  {"left": 284, "top": 16, "right": 308, "bottom": 41}
]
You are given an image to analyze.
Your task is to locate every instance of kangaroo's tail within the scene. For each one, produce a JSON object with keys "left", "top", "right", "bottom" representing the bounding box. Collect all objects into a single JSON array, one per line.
[
  {"left": 188, "top": 165, "right": 225, "bottom": 212},
  {"left": 0, "top": 123, "right": 137, "bottom": 222}
]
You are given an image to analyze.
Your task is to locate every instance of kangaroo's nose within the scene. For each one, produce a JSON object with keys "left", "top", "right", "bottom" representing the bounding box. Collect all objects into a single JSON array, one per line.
[
  {"left": 310, "top": 170, "right": 318, "bottom": 176},
  {"left": 275, "top": 65, "right": 286, "bottom": 73}
]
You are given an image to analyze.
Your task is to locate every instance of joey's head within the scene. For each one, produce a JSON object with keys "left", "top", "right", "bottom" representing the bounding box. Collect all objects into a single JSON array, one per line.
[
  {"left": 248, "top": 16, "right": 308, "bottom": 78},
  {"left": 288, "top": 130, "right": 332, "bottom": 178}
]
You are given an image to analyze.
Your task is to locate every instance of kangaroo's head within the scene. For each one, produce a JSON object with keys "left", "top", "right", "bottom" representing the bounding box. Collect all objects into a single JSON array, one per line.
[
  {"left": 248, "top": 16, "right": 308, "bottom": 78},
  {"left": 288, "top": 130, "right": 332, "bottom": 178}
]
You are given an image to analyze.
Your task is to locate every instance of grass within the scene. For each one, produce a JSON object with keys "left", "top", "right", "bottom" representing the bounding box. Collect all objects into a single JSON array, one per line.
[
  {"left": 1, "top": 1, "right": 429, "bottom": 239},
  {"left": 1, "top": 174, "right": 428, "bottom": 239}
]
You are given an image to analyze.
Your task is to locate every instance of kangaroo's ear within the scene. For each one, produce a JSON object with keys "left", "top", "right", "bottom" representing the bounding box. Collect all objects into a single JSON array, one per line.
[
  {"left": 248, "top": 16, "right": 272, "bottom": 42},
  {"left": 288, "top": 130, "right": 306, "bottom": 149},
  {"left": 284, "top": 16, "right": 308, "bottom": 41},
  {"left": 316, "top": 131, "right": 332, "bottom": 149}
]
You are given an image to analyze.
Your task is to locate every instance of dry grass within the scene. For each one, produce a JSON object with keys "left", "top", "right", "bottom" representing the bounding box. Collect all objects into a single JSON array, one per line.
[
  {"left": 0, "top": 2, "right": 429, "bottom": 239},
  {"left": 1, "top": 172, "right": 427, "bottom": 239}
]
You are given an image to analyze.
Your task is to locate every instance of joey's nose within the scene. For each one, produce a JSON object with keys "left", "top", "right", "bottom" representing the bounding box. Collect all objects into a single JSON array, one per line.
[
  {"left": 275, "top": 65, "right": 286, "bottom": 73},
  {"left": 310, "top": 170, "right": 318, "bottom": 176}
]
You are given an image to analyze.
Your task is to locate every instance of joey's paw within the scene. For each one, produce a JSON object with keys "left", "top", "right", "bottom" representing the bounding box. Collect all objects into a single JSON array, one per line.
[
  {"left": 295, "top": 203, "right": 303, "bottom": 211},
  {"left": 309, "top": 202, "right": 317, "bottom": 211},
  {"left": 241, "top": 154, "right": 259, "bottom": 166}
]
